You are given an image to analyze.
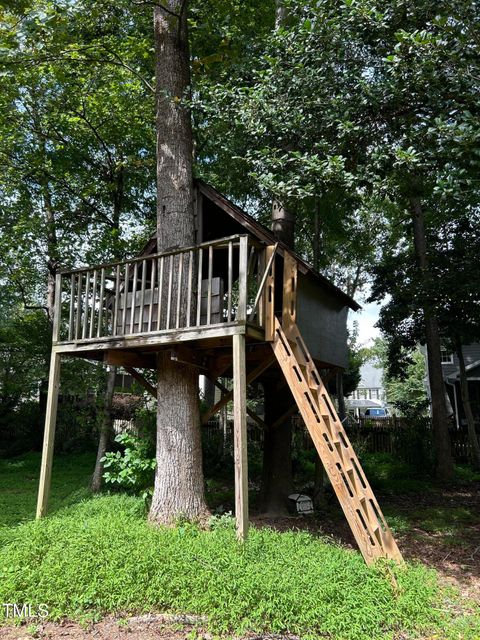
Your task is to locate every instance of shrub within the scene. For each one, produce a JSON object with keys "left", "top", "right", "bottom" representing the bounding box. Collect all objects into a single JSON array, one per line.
[{"left": 102, "top": 433, "right": 156, "bottom": 497}]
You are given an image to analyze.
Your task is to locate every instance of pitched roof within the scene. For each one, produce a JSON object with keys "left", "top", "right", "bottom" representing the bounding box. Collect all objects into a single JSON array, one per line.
[{"left": 143, "top": 179, "right": 360, "bottom": 311}]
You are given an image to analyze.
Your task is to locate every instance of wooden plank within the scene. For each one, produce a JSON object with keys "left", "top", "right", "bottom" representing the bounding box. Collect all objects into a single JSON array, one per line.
[
  {"left": 166, "top": 254, "right": 173, "bottom": 330},
  {"left": 122, "top": 262, "right": 129, "bottom": 335},
  {"left": 97, "top": 268, "right": 106, "bottom": 338},
  {"left": 139, "top": 259, "right": 147, "bottom": 332},
  {"left": 82, "top": 271, "right": 90, "bottom": 340},
  {"left": 55, "top": 322, "right": 247, "bottom": 354},
  {"left": 196, "top": 248, "right": 203, "bottom": 326},
  {"left": 249, "top": 243, "right": 278, "bottom": 323},
  {"left": 271, "top": 318, "right": 403, "bottom": 565},
  {"left": 52, "top": 273, "right": 62, "bottom": 343},
  {"left": 75, "top": 273, "right": 82, "bottom": 340},
  {"left": 264, "top": 245, "right": 276, "bottom": 341},
  {"left": 89, "top": 269, "right": 98, "bottom": 339},
  {"left": 237, "top": 236, "right": 248, "bottom": 322},
  {"left": 202, "top": 353, "right": 276, "bottom": 424},
  {"left": 233, "top": 333, "right": 248, "bottom": 541},
  {"left": 176, "top": 252, "right": 183, "bottom": 329},
  {"left": 125, "top": 366, "right": 157, "bottom": 398},
  {"left": 130, "top": 261, "right": 138, "bottom": 334},
  {"left": 58, "top": 234, "right": 245, "bottom": 275},
  {"left": 157, "top": 256, "right": 164, "bottom": 331},
  {"left": 207, "top": 245, "right": 213, "bottom": 325},
  {"left": 282, "top": 253, "right": 297, "bottom": 331},
  {"left": 68, "top": 274, "right": 75, "bottom": 341},
  {"left": 104, "top": 350, "right": 155, "bottom": 369},
  {"left": 148, "top": 258, "right": 156, "bottom": 332},
  {"left": 113, "top": 264, "right": 121, "bottom": 336},
  {"left": 212, "top": 377, "right": 267, "bottom": 429},
  {"left": 186, "top": 250, "right": 193, "bottom": 328},
  {"left": 227, "top": 240, "right": 233, "bottom": 321},
  {"left": 36, "top": 351, "right": 61, "bottom": 518}
]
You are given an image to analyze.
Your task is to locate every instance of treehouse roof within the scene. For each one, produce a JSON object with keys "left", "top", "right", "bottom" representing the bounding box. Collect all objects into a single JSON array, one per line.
[{"left": 142, "top": 179, "right": 360, "bottom": 312}]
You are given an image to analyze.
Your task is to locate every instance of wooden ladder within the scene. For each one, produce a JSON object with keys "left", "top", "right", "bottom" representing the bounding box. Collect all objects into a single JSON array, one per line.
[{"left": 271, "top": 317, "right": 403, "bottom": 565}]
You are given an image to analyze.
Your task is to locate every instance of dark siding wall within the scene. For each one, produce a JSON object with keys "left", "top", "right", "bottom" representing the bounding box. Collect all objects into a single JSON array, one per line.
[{"left": 296, "top": 272, "right": 349, "bottom": 369}]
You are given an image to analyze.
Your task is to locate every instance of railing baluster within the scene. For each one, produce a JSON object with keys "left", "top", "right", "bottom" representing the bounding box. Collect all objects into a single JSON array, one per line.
[
  {"left": 175, "top": 252, "right": 184, "bottom": 329},
  {"left": 68, "top": 274, "right": 75, "bottom": 341},
  {"left": 113, "top": 265, "right": 121, "bottom": 336},
  {"left": 122, "top": 262, "right": 129, "bottom": 335},
  {"left": 196, "top": 247, "right": 203, "bottom": 326},
  {"left": 207, "top": 244, "right": 213, "bottom": 325},
  {"left": 186, "top": 249, "right": 193, "bottom": 328},
  {"left": 97, "top": 268, "right": 106, "bottom": 338},
  {"left": 75, "top": 273, "right": 82, "bottom": 340},
  {"left": 166, "top": 254, "right": 173, "bottom": 330},
  {"left": 157, "top": 257, "right": 164, "bottom": 331},
  {"left": 139, "top": 259, "right": 147, "bottom": 333},
  {"left": 130, "top": 261, "right": 138, "bottom": 334},
  {"left": 82, "top": 271, "right": 90, "bottom": 339},
  {"left": 227, "top": 241, "right": 233, "bottom": 322},
  {"left": 237, "top": 237, "right": 248, "bottom": 322},
  {"left": 53, "top": 273, "right": 62, "bottom": 343},
  {"left": 148, "top": 258, "right": 156, "bottom": 332},
  {"left": 89, "top": 269, "right": 98, "bottom": 339}
]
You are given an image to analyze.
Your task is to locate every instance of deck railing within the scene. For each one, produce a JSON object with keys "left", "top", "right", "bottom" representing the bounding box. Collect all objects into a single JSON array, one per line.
[{"left": 53, "top": 235, "right": 270, "bottom": 344}]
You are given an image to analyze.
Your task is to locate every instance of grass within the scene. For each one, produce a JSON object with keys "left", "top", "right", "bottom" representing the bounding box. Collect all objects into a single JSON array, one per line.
[{"left": 0, "top": 452, "right": 479, "bottom": 639}]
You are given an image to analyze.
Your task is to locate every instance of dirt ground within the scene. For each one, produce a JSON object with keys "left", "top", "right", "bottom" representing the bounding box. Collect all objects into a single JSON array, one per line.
[{"left": 1, "top": 485, "right": 478, "bottom": 640}]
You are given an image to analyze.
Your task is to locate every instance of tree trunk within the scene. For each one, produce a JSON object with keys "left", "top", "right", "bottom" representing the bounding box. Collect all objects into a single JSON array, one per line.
[
  {"left": 91, "top": 366, "right": 116, "bottom": 492},
  {"left": 271, "top": 199, "right": 295, "bottom": 248},
  {"left": 260, "top": 380, "right": 293, "bottom": 515},
  {"left": 149, "top": 0, "right": 209, "bottom": 524},
  {"left": 455, "top": 338, "right": 480, "bottom": 469},
  {"left": 410, "top": 197, "right": 454, "bottom": 481}
]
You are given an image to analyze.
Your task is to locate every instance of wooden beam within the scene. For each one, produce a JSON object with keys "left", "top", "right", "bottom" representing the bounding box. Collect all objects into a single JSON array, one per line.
[
  {"left": 282, "top": 253, "right": 297, "bottom": 332},
  {"left": 263, "top": 244, "right": 276, "bottom": 341},
  {"left": 201, "top": 354, "right": 276, "bottom": 424},
  {"left": 36, "top": 352, "right": 61, "bottom": 518},
  {"left": 104, "top": 350, "right": 155, "bottom": 369},
  {"left": 170, "top": 345, "right": 206, "bottom": 369},
  {"left": 125, "top": 367, "right": 157, "bottom": 398},
  {"left": 270, "top": 404, "right": 298, "bottom": 431},
  {"left": 233, "top": 333, "right": 248, "bottom": 541},
  {"left": 211, "top": 377, "right": 267, "bottom": 430}
]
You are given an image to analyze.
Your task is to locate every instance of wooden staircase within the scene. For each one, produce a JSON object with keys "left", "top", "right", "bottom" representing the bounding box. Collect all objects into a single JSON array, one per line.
[{"left": 271, "top": 317, "right": 403, "bottom": 565}]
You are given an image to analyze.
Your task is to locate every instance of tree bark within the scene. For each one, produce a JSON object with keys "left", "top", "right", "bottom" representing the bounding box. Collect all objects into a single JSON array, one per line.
[
  {"left": 271, "top": 199, "right": 295, "bottom": 248},
  {"left": 410, "top": 197, "right": 454, "bottom": 481},
  {"left": 455, "top": 338, "right": 480, "bottom": 470},
  {"left": 260, "top": 380, "right": 293, "bottom": 515},
  {"left": 149, "top": 0, "right": 209, "bottom": 524},
  {"left": 91, "top": 366, "right": 116, "bottom": 492}
]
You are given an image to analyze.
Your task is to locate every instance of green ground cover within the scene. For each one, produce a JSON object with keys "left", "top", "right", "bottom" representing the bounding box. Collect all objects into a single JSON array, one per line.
[{"left": 0, "top": 452, "right": 479, "bottom": 639}]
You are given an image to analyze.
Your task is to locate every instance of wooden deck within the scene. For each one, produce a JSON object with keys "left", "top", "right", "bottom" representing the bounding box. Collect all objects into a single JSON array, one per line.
[{"left": 53, "top": 235, "right": 273, "bottom": 360}]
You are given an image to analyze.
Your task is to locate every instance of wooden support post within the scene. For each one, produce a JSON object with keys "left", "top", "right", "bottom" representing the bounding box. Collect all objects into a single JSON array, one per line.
[
  {"left": 282, "top": 253, "right": 297, "bottom": 333},
  {"left": 264, "top": 244, "right": 276, "bottom": 341},
  {"left": 36, "top": 351, "right": 61, "bottom": 519},
  {"left": 233, "top": 333, "right": 248, "bottom": 541},
  {"left": 125, "top": 367, "right": 157, "bottom": 398}
]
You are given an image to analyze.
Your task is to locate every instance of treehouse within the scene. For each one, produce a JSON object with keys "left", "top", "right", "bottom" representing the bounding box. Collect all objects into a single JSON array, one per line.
[{"left": 37, "top": 180, "right": 403, "bottom": 566}]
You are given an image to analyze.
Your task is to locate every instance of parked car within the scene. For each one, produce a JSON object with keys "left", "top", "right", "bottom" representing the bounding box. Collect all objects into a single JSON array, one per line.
[{"left": 364, "top": 407, "right": 389, "bottom": 418}]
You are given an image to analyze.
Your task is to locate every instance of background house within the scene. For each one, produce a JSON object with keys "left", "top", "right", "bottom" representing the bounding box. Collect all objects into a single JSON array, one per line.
[
  {"left": 438, "top": 345, "right": 480, "bottom": 428},
  {"left": 347, "top": 359, "right": 388, "bottom": 418}
]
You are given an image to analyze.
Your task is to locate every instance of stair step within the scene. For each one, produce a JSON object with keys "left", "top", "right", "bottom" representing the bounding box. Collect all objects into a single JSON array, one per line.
[{"left": 271, "top": 318, "right": 403, "bottom": 565}]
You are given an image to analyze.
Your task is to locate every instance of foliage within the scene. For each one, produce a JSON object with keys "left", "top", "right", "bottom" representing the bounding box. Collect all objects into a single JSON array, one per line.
[
  {"left": 0, "top": 451, "right": 94, "bottom": 529},
  {"left": 367, "top": 337, "right": 429, "bottom": 417},
  {"left": 102, "top": 432, "right": 156, "bottom": 496},
  {"left": 0, "top": 496, "right": 443, "bottom": 640}
]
